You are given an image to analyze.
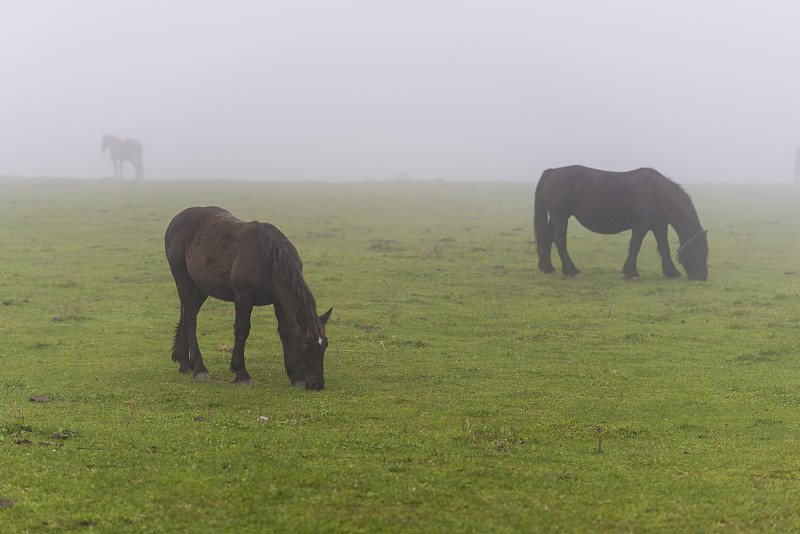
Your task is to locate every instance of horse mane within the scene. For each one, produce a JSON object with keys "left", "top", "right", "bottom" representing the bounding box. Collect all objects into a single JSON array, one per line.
[
  {"left": 256, "top": 223, "right": 323, "bottom": 334},
  {"left": 641, "top": 169, "right": 703, "bottom": 236}
]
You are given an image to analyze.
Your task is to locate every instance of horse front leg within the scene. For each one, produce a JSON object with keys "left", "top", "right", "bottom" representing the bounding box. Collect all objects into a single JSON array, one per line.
[
  {"left": 230, "top": 300, "right": 253, "bottom": 384},
  {"left": 653, "top": 222, "right": 681, "bottom": 278},
  {"left": 552, "top": 216, "right": 581, "bottom": 277},
  {"left": 623, "top": 225, "right": 648, "bottom": 280}
]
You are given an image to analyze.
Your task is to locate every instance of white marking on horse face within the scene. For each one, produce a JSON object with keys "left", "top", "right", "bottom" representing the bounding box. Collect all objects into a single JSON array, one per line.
[{"left": 318, "top": 337, "right": 323, "bottom": 346}]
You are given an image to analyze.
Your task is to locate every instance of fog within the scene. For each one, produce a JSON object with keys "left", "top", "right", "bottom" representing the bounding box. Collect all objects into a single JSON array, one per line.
[{"left": 2, "top": 1, "right": 799, "bottom": 182}]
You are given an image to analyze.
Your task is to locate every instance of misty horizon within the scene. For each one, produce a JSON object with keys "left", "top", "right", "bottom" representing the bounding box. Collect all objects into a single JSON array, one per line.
[{"left": 2, "top": 1, "right": 799, "bottom": 183}]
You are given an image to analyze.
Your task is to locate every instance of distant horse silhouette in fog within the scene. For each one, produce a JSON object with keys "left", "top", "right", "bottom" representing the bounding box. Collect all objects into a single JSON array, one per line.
[
  {"left": 795, "top": 147, "right": 800, "bottom": 185},
  {"left": 534, "top": 165, "right": 708, "bottom": 281},
  {"left": 102, "top": 135, "right": 143, "bottom": 179}
]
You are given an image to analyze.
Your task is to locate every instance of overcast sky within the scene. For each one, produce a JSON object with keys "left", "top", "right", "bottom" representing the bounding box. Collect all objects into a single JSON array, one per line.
[{"left": 2, "top": 1, "right": 799, "bottom": 182}]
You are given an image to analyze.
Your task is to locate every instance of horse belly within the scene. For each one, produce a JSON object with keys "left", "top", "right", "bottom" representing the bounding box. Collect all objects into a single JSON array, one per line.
[
  {"left": 229, "top": 263, "right": 277, "bottom": 306},
  {"left": 186, "top": 252, "right": 236, "bottom": 302},
  {"left": 568, "top": 184, "right": 636, "bottom": 234},
  {"left": 574, "top": 212, "right": 632, "bottom": 235}
]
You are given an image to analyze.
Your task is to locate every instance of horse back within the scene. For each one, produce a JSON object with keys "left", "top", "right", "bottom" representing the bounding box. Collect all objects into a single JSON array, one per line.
[
  {"left": 538, "top": 166, "right": 664, "bottom": 233},
  {"left": 165, "top": 207, "right": 297, "bottom": 304},
  {"left": 166, "top": 207, "right": 244, "bottom": 300},
  {"left": 123, "top": 138, "right": 143, "bottom": 157},
  {"left": 165, "top": 207, "right": 238, "bottom": 257}
]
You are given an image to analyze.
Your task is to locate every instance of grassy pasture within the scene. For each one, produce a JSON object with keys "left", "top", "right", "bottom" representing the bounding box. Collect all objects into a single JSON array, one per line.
[{"left": 0, "top": 177, "right": 799, "bottom": 532}]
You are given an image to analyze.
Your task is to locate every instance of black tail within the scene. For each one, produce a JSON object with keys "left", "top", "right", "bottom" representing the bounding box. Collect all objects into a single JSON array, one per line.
[
  {"left": 171, "top": 322, "right": 182, "bottom": 362},
  {"left": 534, "top": 171, "right": 555, "bottom": 273}
]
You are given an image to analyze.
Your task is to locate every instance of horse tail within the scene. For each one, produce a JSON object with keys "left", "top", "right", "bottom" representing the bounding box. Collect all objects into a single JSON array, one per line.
[
  {"left": 534, "top": 170, "right": 554, "bottom": 271},
  {"left": 171, "top": 322, "right": 182, "bottom": 362}
]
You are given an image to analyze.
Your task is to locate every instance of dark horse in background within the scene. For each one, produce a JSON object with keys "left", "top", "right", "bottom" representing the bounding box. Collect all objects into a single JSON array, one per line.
[
  {"left": 165, "top": 207, "right": 332, "bottom": 389},
  {"left": 101, "top": 135, "right": 143, "bottom": 179},
  {"left": 795, "top": 147, "right": 800, "bottom": 185},
  {"left": 534, "top": 166, "right": 708, "bottom": 281}
]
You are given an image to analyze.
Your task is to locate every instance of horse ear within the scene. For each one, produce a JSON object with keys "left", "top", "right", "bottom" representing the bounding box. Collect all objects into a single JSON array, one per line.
[
  {"left": 704, "top": 230, "right": 708, "bottom": 237},
  {"left": 320, "top": 308, "right": 333, "bottom": 324}
]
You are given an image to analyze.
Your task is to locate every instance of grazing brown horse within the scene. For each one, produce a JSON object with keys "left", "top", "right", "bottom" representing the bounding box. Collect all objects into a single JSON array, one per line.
[
  {"left": 165, "top": 206, "right": 332, "bottom": 389},
  {"left": 102, "top": 135, "right": 143, "bottom": 179},
  {"left": 534, "top": 166, "right": 708, "bottom": 281}
]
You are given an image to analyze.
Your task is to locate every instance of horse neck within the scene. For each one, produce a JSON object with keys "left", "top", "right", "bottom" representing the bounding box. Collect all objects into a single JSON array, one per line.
[
  {"left": 660, "top": 187, "right": 703, "bottom": 242},
  {"left": 259, "top": 226, "right": 319, "bottom": 338},
  {"left": 670, "top": 214, "right": 702, "bottom": 243},
  {"left": 274, "top": 278, "right": 319, "bottom": 339}
]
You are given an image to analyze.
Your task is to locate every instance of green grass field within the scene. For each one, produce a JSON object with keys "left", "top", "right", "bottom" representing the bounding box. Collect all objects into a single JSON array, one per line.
[{"left": 1, "top": 178, "right": 799, "bottom": 532}]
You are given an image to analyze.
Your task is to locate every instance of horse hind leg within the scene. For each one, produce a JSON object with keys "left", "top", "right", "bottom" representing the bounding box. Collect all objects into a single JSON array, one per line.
[
  {"left": 171, "top": 308, "right": 191, "bottom": 373},
  {"left": 537, "top": 219, "right": 557, "bottom": 273},
  {"left": 171, "top": 275, "right": 210, "bottom": 379},
  {"left": 185, "top": 291, "right": 210, "bottom": 379}
]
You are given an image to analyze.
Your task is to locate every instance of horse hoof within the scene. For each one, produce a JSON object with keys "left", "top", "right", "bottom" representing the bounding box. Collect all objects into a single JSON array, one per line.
[
  {"left": 194, "top": 371, "right": 210, "bottom": 380},
  {"left": 626, "top": 275, "right": 641, "bottom": 282},
  {"left": 235, "top": 378, "right": 252, "bottom": 385},
  {"left": 570, "top": 272, "right": 583, "bottom": 279}
]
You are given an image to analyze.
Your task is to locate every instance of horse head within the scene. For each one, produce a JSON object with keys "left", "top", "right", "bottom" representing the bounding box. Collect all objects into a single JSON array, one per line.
[
  {"left": 677, "top": 230, "right": 708, "bottom": 281},
  {"left": 283, "top": 307, "right": 333, "bottom": 390}
]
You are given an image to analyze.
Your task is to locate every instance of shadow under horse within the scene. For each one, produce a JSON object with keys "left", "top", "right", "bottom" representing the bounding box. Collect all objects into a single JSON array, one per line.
[
  {"left": 101, "top": 135, "right": 143, "bottom": 179},
  {"left": 165, "top": 206, "right": 332, "bottom": 389},
  {"left": 534, "top": 165, "right": 708, "bottom": 281}
]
